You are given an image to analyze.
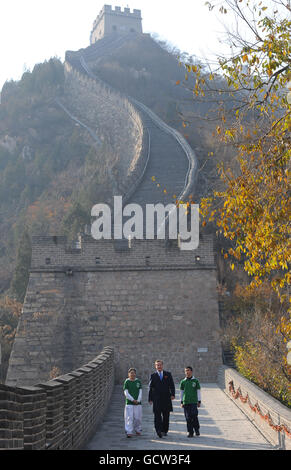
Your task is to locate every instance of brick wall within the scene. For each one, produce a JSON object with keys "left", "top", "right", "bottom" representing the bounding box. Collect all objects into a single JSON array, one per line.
[
  {"left": 218, "top": 366, "right": 291, "bottom": 450},
  {"left": 30, "top": 234, "right": 215, "bottom": 269},
  {"left": 64, "top": 62, "right": 150, "bottom": 201},
  {"left": 90, "top": 5, "right": 143, "bottom": 43},
  {"left": 0, "top": 347, "right": 114, "bottom": 449},
  {"left": 6, "top": 236, "right": 222, "bottom": 386}
]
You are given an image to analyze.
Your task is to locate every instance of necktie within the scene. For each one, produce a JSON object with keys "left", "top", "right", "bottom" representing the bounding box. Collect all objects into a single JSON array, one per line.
[{"left": 159, "top": 372, "right": 162, "bottom": 380}]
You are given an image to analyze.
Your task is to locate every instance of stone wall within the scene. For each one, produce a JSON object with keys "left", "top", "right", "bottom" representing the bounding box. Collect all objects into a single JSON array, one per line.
[
  {"left": 130, "top": 98, "right": 198, "bottom": 204},
  {"left": 30, "top": 234, "right": 215, "bottom": 269},
  {"left": 64, "top": 62, "right": 149, "bottom": 200},
  {"left": 6, "top": 236, "right": 222, "bottom": 386},
  {"left": 0, "top": 347, "right": 114, "bottom": 449},
  {"left": 218, "top": 366, "right": 291, "bottom": 450}
]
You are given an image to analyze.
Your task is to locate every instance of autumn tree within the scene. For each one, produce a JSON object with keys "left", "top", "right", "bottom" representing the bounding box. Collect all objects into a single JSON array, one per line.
[
  {"left": 181, "top": 0, "right": 290, "bottom": 302},
  {"left": 175, "top": 0, "right": 291, "bottom": 401},
  {"left": 222, "top": 281, "right": 291, "bottom": 405},
  {"left": 62, "top": 200, "right": 91, "bottom": 242},
  {"left": 0, "top": 296, "right": 22, "bottom": 382}
]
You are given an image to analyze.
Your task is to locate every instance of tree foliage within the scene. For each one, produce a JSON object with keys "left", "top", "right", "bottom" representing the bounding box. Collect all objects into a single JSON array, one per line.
[
  {"left": 0, "top": 296, "right": 22, "bottom": 382},
  {"left": 180, "top": 0, "right": 291, "bottom": 404},
  {"left": 183, "top": 0, "right": 290, "bottom": 302},
  {"left": 62, "top": 201, "right": 91, "bottom": 241},
  {"left": 222, "top": 282, "right": 291, "bottom": 406},
  {"left": 0, "top": 57, "right": 102, "bottom": 297}
]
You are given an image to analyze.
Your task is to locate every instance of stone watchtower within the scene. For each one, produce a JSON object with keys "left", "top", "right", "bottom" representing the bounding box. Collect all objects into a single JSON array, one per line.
[{"left": 90, "top": 5, "right": 143, "bottom": 44}]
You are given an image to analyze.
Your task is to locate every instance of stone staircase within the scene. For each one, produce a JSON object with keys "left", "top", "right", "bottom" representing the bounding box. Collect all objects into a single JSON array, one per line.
[
  {"left": 65, "top": 34, "right": 197, "bottom": 225},
  {"left": 222, "top": 347, "right": 237, "bottom": 369},
  {"left": 65, "top": 33, "right": 134, "bottom": 74}
]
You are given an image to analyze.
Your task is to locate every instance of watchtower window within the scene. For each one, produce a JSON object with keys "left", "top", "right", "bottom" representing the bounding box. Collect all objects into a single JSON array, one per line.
[
  {"left": 130, "top": 28, "right": 135, "bottom": 32},
  {"left": 112, "top": 25, "right": 117, "bottom": 31}
]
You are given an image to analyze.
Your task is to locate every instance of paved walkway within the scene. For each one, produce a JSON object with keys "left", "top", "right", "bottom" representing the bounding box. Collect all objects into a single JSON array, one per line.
[{"left": 86, "top": 384, "right": 274, "bottom": 450}]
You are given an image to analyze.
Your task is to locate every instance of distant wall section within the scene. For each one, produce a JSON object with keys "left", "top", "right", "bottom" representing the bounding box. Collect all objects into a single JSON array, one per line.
[{"left": 63, "top": 61, "right": 148, "bottom": 197}]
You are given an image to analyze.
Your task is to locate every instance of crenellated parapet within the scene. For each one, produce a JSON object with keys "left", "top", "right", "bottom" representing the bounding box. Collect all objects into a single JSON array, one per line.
[
  {"left": 6, "top": 233, "right": 221, "bottom": 387},
  {"left": 90, "top": 5, "right": 143, "bottom": 43},
  {"left": 1, "top": 348, "right": 114, "bottom": 449},
  {"left": 29, "top": 234, "right": 216, "bottom": 271}
]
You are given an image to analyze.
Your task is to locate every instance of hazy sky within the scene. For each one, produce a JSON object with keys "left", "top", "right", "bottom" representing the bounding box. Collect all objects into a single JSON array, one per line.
[
  {"left": 1, "top": 0, "right": 274, "bottom": 91},
  {"left": 0, "top": 0, "right": 238, "bottom": 90}
]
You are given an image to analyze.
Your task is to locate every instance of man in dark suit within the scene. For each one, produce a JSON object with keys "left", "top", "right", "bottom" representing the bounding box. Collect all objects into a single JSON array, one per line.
[{"left": 148, "top": 359, "right": 175, "bottom": 438}]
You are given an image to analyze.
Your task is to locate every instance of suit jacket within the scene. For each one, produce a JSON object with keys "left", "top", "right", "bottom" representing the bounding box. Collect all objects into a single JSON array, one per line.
[{"left": 148, "top": 370, "right": 175, "bottom": 413}]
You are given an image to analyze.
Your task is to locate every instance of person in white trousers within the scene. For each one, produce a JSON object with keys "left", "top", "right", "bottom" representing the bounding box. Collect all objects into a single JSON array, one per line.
[{"left": 123, "top": 368, "right": 142, "bottom": 437}]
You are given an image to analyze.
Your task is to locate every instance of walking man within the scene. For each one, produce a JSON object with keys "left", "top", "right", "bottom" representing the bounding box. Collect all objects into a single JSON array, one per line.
[
  {"left": 148, "top": 359, "right": 175, "bottom": 438},
  {"left": 180, "top": 366, "right": 201, "bottom": 437}
]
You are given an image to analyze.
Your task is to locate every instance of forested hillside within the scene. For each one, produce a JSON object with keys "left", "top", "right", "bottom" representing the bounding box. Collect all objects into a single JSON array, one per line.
[
  {"left": 0, "top": 40, "right": 225, "bottom": 301},
  {"left": 0, "top": 58, "right": 116, "bottom": 300}
]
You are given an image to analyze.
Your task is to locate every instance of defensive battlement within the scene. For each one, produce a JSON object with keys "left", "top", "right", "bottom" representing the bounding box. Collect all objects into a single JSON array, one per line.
[
  {"left": 90, "top": 4, "right": 143, "bottom": 44},
  {"left": 95, "top": 5, "right": 142, "bottom": 21},
  {"left": 30, "top": 234, "right": 215, "bottom": 270}
]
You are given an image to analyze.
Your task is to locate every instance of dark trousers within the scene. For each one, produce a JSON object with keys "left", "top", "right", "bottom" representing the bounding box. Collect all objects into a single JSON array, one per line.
[
  {"left": 154, "top": 410, "right": 170, "bottom": 434},
  {"left": 183, "top": 403, "right": 199, "bottom": 435}
]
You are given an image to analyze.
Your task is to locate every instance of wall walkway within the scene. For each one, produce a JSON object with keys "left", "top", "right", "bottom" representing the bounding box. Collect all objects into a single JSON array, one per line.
[{"left": 86, "top": 381, "right": 274, "bottom": 450}]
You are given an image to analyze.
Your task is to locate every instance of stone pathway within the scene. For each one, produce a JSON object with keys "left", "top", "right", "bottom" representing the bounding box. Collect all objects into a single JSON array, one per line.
[{"left": 86, "top": 384, "right": 274, "bottom": 450}]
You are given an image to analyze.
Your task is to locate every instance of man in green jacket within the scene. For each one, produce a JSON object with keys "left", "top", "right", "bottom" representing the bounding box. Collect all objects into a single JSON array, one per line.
[{"left": 180, "top": 366, "right": 201, "bottom": 437}]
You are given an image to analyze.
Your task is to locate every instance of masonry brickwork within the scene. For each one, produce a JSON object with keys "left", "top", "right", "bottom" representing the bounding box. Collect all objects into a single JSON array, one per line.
[
  {"left": 63, "top": 62, "right": 147, "bottom": 198},
  {"left": 90, "top": 5, "right": 143, "bottom": 44},
  {"left": 6, "top": 235, "right": 222, "bottom": 386},
  {"left": 0, "top": 347, "right": 114, "bottom": 450}
]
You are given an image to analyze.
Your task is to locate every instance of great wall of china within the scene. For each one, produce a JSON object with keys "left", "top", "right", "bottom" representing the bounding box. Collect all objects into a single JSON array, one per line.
[{"left": 1, "top": 6, "right": 290, "bottom": 451}]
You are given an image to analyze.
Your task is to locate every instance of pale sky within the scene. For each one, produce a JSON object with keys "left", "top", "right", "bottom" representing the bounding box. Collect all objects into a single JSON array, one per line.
[
  {"left": 0, "top": 0, "right": 281, "bottom": 91},
  {"left": 0, "top": 0, "right": 236, "bottom": 91}
]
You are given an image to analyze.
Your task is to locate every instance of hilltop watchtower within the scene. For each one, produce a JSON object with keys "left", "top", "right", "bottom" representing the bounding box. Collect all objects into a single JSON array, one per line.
[{"left": 90, "top": 5, "right": 143, "bottom": 44}]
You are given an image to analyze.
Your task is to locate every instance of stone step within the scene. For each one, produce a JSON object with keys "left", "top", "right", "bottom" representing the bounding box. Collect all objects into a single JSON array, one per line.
[{"left": 66, "top": 35, "right": 194, "bottom": 236}]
